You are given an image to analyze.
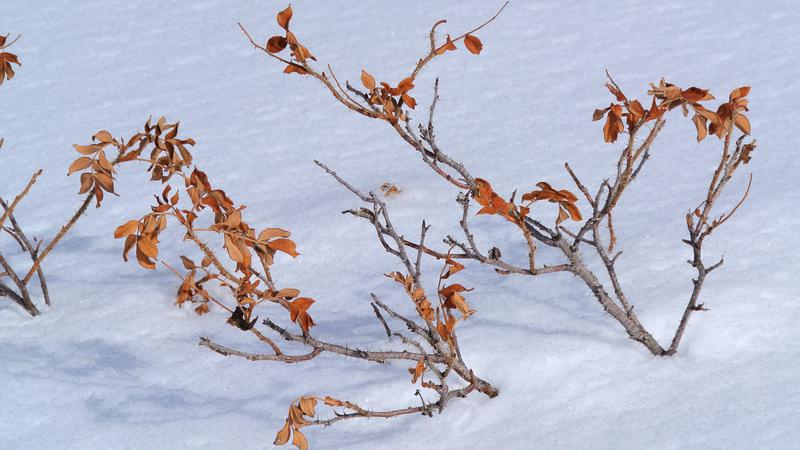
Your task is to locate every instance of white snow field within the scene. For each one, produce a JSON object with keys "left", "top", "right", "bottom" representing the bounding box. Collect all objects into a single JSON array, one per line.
[{"left": 2, "top": 1, "right": 799, "bottom": 449}]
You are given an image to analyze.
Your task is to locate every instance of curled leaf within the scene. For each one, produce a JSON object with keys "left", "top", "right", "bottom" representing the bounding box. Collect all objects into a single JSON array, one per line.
[
  {"left": 464, "top": 34, "right": 483, "bottom": 54},
  {"left": 277, "top": 5, "right": 293, "bottom": 31},
  {"left": 267, "top": 36, "right": 288, "bottom": 53}
]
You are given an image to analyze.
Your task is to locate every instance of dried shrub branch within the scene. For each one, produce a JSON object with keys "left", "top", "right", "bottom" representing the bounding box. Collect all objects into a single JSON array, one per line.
[
  {"left": 68, "top": 112, "right": 496, "bottom": 449},
  {"left": 244, "top": 2, "right": 756, "bottom": 368}
]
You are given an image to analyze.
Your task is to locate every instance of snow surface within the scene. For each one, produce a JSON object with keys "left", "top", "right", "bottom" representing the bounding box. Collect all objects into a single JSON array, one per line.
[{"left": 2, "top": 1, "right": 799, "bottom": 448}]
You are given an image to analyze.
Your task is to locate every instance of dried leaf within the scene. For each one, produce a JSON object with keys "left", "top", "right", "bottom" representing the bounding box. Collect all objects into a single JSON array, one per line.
[
  {"left": 274, "top": 420, "right": 291, "bottom": 446},
  {"left": 73, "top": 144, "right": 101, "bottom": 155},
  {"left": 592, "top": 107, "right": 610, "bottom": 121},
  {"left": 114, "top": 220, "right": 139, "bottom": 238},
  {"left": 693, "top": 114, "right": 708, "bottom": 142},
  {"left": 224, "top": 234, "right": 245, "bottom": 264},
  {"left": 274, "top": 287, "right": 300, "bottom": 299},
  {"left": 299, "top": 397, "right": 317, "bottom": 417},
  {"left": 269, "top": 238, "right": 299, "bottom": 257},
  {"left": 434, "top": 35, "right": 457, "bottom": 55},
  {"left": 292, "top": 428, "right": 308, "bottom": 450},
  {"left": 179, "top": 255, "right": 196, "bottom": 270},
  {"left": 259, "top": 228, "right": 292, "bottom": 241},
  {"left": 361, "top": 70, "right": 376, "bottom": 90},
  {"left": 733, "top": 114, "right": 751, "bottom": 135},
  {"left": 277, "top": 5, "right": 293, "bottom": 31},
  {"left": 605, "top": 83, "right": 626, "bottom": 102},
  {"left": 93, "top": 130, "right": 113, "bottom": 143},
  {"left": 681, "top": 87, "right": 713, "bottom": 103},
  {"left": 284, "top": 64, "right": 307, "bottom": 75},
  {"left": 137, "top": 237, "right": 158, "bottom": 259},
  {"left": 67, "top": 157, "right": 92, "bottom": 175},
  {"left": 122, "top": 235, "right": 136, "bottom": 262},
  {"left": 464, "top": 34, "right": 483, "bottom": 54},
  {"left": 267, "top": 36, "right": 288, "bottom": 53},
  {"left": 729, "top": 86, "right": 751, "bottom": 101}
]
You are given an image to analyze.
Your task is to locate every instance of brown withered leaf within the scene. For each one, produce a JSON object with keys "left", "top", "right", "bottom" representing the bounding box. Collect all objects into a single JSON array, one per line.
[
  {"left": 274, "top": 420, "right": 291, "bottom": 446},
  {"left": 67, "top": 157, "right": 92, "bottom": 175},
  {"left": 298, "top": 397, "right": 316, "bottom": 417},
  {"left": 593, "top": 107, "right": 610, "bottom": 121},
  {"left": 93, "top": 172, "right": 115, "bottom": 194},
  {"left": 137, "top": 237, "right": 158, "bottom": 259},
  {"left": 268, "top": 238, "right": 299, "bottom": 257},
  {"left": 73, "top": 144, "right": 102, "bottom": 155},
  {"left": 361, "top": 70, "right": 376, "bottom": 90},
  {"left": 0, "top": 51, "right": 21, "bottom": 85},
  {"left": 277, "top": 5, "right": 293, "bottom": 31},
  {"left": 135, "top": 243, "right": 156, "bottom": 270},
  {"left": 292, "top": 428, "right": 308, "bottom": 450},
  {"left": 259, "top": 228, "right": 291, "bottom": 241},
  {"left": 401, "top": 93, "right": 416, "bottom": 109},
  {"left": 602, "top": 104, "right": 624, "bottom": 143},
  {"left": 267, "top": 36, "right": 288, "bottom": 53},
  {"left": 223, "top": 234, "right": 246, "bottom": 264},
  {"left": 409, "top": 358, "right": 425, "bottom": 383},
  {"left": 93, "top": 130, "right": 113, "bottom": 143},
  {"left": 692, "top": 114, "right": 708, "bottom": 142},
  {"left": 274, "top": 287, "right": 300, "bottom": 299},
  {"left": 179, "top": 255, "right": 196, "bottom": 270},
  {"left": 734, "top": 114, "right": 751, "bottom": 135},
  {"left": 605, "top": 83, "right": 626, "bottom": 102},
  {"left": 729, "top": 86, "right": 750, "bottom": 101},
  {"left": 323, "top": 396, "right": 346, "bottom": 407},
  {"left": 464, "top": 34, "right": 483, "bottom": 54},
  {"left": 122, "top": 235, "right": 136, "bottom": 262},
  {"left": 287, "top": 297, "right": 315, "bottom": 333},
  {"left": 284, "top": 64, "right": 307, "bottom": 75},
  {"left": 114, "top": 220, "right": 139, "bottom": 238},
  {"left": 681, "top": 87, "right": 714, "bottom": 103},
  {"left": 434, "top": 34, "right": 457, "bottom": 55}
]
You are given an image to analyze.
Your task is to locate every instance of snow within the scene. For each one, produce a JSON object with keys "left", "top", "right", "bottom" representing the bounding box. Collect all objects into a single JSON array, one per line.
[{"left": 2, "top": 0, "right": 799, "bottom": 448}]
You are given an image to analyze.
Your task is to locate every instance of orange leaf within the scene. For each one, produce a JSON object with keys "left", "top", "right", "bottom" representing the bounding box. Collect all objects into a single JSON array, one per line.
[
  {"left": 276, "top": 5, "right": 293, "bottom": 31},
  {"left": 93, "top": 130, "right": 113, "bottom": 143},
  {"left": 292, "top": 428, "right": 308, "bottom": 450},
  {"left": 269, "top": 238, "right": 299, "bottom": 257},
  {"left": 464, "top": 34, "right": 483, "bottom": 54},
  {"left": 401, "top": 94, "right": 416, "bottom": 109},
  {"left": 409, "top": 358, "right": 425, "bottom": 383},
  {"left": 565, "top": 202, "right": 582, "bottom": 221},
  {"left": 733, "top": 114, "right": 751, "bottom": 135},
  {"left": 267, "top": 36, "right": 287, "bottom": 53},
  {"left": 434, "top": 35, "right": 457, "bottom": 55},
  {"left": 274, "top": 420, "right": 291, "bottom": 446},
  {"left": 729, "top": 86, "right": 751, "bottom": 101},
  {"left": 693, "top": 114, "right": 708, "bottom": 142},
  {"left": 73, "top": 144, "right": 102, "bottom": 155},
  {"left": 137, "top": 237, "right": 158, "bottom": 259},
  {"left": 681, "top": 87, "right": 713, "bottom": 103},
  {"left": 361, "top": 70, "right": 376, "bottom": 90},
  {"left": 258, "top": 228, "right": 291, "bottom": 241},
  {"left": 114, "top": 220, "right": 139, "bottom": 239},
  {"left": 122, "top": 235, "right": 135, "bottom": 262},
  {"left": 605, "top": 83, "right": 626, "bottom": 102},
  {"left": 299, "top": 397, "right": 317, "bottom": 417},
  {"left": 284, "top": 64, "right": 307, "bottom": 75},
  {"left": 135, "top": 244, "right": 156, "bottom": 270},
  {"left": 67, "top": 157, "right": 92, "bottom": 175}
]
